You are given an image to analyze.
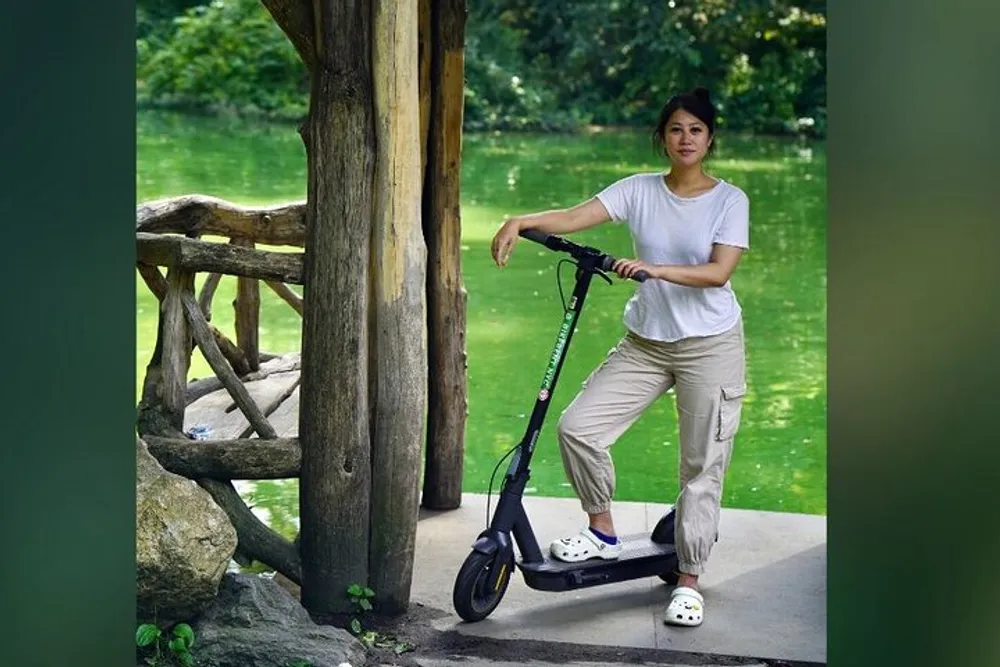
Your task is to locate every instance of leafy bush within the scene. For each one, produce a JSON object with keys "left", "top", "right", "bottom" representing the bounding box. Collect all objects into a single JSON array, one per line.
[
  {"left": 136, "top": 0, "right": 826, "bottom": 136},
  {"left": 137, "top": 0, "right": 307, "bottom": 121}
]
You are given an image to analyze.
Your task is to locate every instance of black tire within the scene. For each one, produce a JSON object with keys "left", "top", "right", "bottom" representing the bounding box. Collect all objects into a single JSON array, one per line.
[
  {"left": 453, "top": 550, "right": 514, "bottom": 622},
  {"left": 650, "top": 509, "right": 676, "bottom": 544}
]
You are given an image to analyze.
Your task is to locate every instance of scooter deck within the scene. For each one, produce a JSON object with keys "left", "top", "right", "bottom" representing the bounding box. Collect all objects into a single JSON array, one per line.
[{"left": 515, "top": 532, "right": 677, "bottom": 592}]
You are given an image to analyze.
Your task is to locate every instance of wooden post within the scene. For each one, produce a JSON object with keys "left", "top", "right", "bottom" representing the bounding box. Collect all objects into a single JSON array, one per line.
[
  {"left": 231, "top": 238, "right": 261, "bottom": 371},
  {"left": 368, "top": 0, "right": 427, "bottom": 615},
  {"left": 421, "top": 0, "right": 468, "bottom": 511},
  {"left": 160, "top": 268, "right": 195, "bottom": 432},
  {"left": 298, "top": 0, "right": 375, "bottom": 616}
]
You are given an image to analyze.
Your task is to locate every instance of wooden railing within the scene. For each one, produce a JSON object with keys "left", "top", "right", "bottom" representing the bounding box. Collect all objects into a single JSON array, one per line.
[{"left": 136, "top": 195, "right": 310, "bottom": 583}]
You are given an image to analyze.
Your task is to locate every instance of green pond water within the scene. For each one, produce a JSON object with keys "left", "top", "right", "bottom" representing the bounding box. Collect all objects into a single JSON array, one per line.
[{"left": 137, "top": 110, "right": 826, "bottom": 538}]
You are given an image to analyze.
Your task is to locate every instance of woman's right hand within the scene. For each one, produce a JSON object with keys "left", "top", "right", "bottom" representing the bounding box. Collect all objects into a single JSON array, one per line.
[{"left": 491, "top": 217, "right": 522, "bottom": 268}]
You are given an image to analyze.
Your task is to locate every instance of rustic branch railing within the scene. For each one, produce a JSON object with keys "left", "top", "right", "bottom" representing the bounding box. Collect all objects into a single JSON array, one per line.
[
  {"left": 136, "top": 197, "right": 309, "bottom": 584},
  {"left": 137, "top": 185, "right": 467, "bottom": 587}
]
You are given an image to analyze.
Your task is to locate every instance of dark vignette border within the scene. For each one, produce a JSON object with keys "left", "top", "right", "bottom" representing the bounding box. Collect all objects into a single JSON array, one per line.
[
  {"left": 0, "top": 2, "right": 136, "bottom": 666},
  {"left": 4, "top": 1, "right": 1000, "bottom": 667},
  {"left": 828, "top": 1, "right": 1000, "bottom": 666}
]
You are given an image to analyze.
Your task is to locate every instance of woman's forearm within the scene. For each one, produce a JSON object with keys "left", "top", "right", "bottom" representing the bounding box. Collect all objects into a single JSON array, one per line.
[
  {"left": 510, "top": 209, "right": 575, "bottom": 234},
  {"left": 510, "top": 198, "right": 610, "bottom": 236},
  {"left": 654, "top": 263, "right": 732, "bottom": 287}
]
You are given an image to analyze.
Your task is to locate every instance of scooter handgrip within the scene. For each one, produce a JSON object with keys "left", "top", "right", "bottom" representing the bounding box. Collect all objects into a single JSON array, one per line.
[
  {"left": 519, "top": 228, "right": 550, "bottom": 245},
  {"left": 601, "top": 255, "right": 650, "bottom": 283}
]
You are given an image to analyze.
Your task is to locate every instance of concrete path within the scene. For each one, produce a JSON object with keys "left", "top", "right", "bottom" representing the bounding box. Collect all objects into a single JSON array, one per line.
[
  {"left": 411, "top": 494, "right": 826, "bottom": 665},
  {"left": 410, "top": 660, "right": 769, "bottom": 667}
]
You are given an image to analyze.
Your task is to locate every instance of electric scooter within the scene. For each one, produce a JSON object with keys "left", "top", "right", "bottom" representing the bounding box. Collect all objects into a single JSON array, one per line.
[{"left": 452, "top": 228, "right": 680, "bottom": 623}]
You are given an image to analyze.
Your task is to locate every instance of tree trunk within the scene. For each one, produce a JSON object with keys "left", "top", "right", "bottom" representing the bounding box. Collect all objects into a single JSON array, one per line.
[
  {"left": 367, "top": 0, "right": 427, "bottom": 615},
  {"left": 298, "top": 0, "right": 375, "bottom": 616},
  {"left": 417, "top": 0, "right": 432, "bottom": 179},
  {"left": 421, "top": 0, "right": 468, "bottom": 511}
]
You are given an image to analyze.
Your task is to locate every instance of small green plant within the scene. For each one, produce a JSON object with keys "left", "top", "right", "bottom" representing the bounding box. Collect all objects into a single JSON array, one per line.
[
  {"left": 344, "top": 584, "right": 413, "bottom": 656},
  {"left": 136, "top": 622, "right": 196, "bottom": 667},
  {"left": 285, "top": 660, "right": 312, "bottom": 667},
  {"left": 346, "top": 583, "right": 375, "bottom": 635}
]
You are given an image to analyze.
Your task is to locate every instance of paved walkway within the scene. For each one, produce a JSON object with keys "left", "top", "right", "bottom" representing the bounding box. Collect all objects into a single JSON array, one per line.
[{"left": 411, "top": 494, "right": 826, "bottom": 665}]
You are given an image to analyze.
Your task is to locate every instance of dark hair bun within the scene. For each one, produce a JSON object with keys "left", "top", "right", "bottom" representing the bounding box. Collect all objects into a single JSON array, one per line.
[{"left": 693, "top": 87, "right": 712, "bottom": 103}]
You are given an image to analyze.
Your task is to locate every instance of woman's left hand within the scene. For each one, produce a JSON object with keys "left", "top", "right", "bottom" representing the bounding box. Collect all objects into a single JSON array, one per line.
[{"left": 611, "top": 258, "right": 658, "bottom": 281}]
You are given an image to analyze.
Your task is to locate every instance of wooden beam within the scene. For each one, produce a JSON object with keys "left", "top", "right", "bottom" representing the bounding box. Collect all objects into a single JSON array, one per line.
[
  {"left": 181, "top": 291, "right": 278, "bottom": 439},
  {"left": 137, "top": 263, "right": 168, "bottom": 301},
  {"left": 265, "top": 281, "right": 304, "bottom": 316},
  {"left": 137, "top": 195, "right": 306, "bottom": 246},
  {"left": 144, "top": 436, "right": 300, "bottom": 479},
  {"left": 136, "top": 233, "right": 304, "bottom": 284},
  {"left": 198, "top": 479, "right": 302, "bottom": 585},
  {"left": 198, "top": 273, "right": 223, "bottom": 320},
  {"left": 185, "top": 354, "right": 301, "bottom": 406},
  {"left": 211, "top": 325, "right": 251, "bottom": 377}
]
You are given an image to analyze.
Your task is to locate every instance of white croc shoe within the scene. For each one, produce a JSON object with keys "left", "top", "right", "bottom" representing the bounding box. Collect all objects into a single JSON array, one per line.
[
  {"left": 664, "top": 586, "right": 704, "bottom": 626},
  {"left": 549, "top": 528, "right": 623, "bottom": 562}
]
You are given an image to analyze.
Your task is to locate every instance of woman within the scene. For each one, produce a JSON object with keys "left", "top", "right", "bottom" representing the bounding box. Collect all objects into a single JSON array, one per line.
[{"left": 489, "top": 87, "right": 749, "bottom": 627}]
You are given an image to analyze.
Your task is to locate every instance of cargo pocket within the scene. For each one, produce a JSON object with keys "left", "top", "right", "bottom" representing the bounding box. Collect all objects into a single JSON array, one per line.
[{"left": 716, "top": 384, "right": 747, "bottom": 441}]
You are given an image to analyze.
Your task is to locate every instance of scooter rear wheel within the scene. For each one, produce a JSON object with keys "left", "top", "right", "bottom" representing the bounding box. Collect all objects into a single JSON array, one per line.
[{"left": 453, "top": 550, "right": 514, "bottom": 622}]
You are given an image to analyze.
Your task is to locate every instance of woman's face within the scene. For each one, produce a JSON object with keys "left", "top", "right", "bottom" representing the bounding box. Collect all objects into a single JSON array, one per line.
[{"left": 662, "top": 109, "right": 713, "bottom": 167}]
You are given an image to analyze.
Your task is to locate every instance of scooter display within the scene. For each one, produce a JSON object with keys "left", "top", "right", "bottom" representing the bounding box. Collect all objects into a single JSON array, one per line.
[{"left": 453, "top": 228, "right": 679, "bottom": 622}]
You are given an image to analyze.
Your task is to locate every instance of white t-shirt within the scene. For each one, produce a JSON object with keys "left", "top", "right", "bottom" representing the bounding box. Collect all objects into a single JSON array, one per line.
[{"left": 595, "top": 173, "right": 750, "bottom": 342}]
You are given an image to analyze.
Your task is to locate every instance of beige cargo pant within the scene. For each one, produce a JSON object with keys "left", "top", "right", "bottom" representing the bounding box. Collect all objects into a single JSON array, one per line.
[{"left": 555, "top": 318, "right": 746, "bottom": 575}]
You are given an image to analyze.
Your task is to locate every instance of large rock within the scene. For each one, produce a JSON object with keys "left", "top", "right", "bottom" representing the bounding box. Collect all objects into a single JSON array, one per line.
[
  {"left": 192, "top": 573, "right": 366, "bottom": 667},
  {"left": 136, "top": 437, "right": 238, "bottom": 622}
]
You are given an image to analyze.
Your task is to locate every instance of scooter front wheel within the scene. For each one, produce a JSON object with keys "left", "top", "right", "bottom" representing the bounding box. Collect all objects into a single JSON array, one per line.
[{"left": 453, "top": 549, "right": 514, "bottom": 622}]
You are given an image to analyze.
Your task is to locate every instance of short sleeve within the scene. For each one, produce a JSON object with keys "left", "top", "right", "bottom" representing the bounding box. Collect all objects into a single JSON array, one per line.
[
  {"left": 594, "top": 175, "right": 636, "bottom": 223},
  {"left": 714, "top": 189, "right": 750, "bottom": 249}
]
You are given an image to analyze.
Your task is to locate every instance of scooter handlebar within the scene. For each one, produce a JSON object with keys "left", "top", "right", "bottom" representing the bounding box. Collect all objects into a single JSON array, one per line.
[
  {"left": 601, "top": 255, "right": 650, "bottom": 283},
  {"left": 517, "top": 229, "right": 649, "bottom": 283},
  {"left": 518, "top": 227, "right": 551, "bottom": 246}
]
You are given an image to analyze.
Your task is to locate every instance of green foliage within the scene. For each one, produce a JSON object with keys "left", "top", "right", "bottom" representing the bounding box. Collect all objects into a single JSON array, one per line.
[
  {"left": 344, "top": 584, "right": 414, "bottom": 655},
  {"left": 135, "top": 622, "right": 197, "bottom": 667},
  {"left": 136, "top": 0, "right": 825, "bottom": 135},
  {"left": 137, "top": 0, "right": 307, "bottom": 120}
]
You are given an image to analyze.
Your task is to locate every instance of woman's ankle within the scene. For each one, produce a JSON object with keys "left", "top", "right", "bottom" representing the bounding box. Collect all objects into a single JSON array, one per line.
[
  {"left": 677, "top": 573, "right": 699, "bottom": 590},
  {"left": 587, "top": 510, "right": 616, "bottom": 537}
]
